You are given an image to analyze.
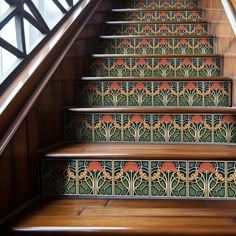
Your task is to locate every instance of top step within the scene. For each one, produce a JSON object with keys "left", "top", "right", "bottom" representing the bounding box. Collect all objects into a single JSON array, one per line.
[{"left": 117, "top": 0, "right": 198, "bottom": 9}]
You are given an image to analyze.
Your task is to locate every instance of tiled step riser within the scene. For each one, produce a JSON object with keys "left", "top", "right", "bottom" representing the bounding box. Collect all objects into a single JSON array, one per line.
[
  {"left": 78, "top": 81, "right": 231, "bottom": 107},
  {"left": 119, "top": 0, "right": 198, "bottom": 9},
  {"left": 97, "top": 38, "right": 214, "bottom": 55},
  {"left": 42, "top": 159, "right": 236, "bottom": 199},
  {"left": 112, "top": 11, "right": 202, "bottom": 22},
  {"left": 88, "top": 58, "right": 222, "bottom": 78},
  {"left": 65, "top": 113, "right": 236, "bottom": 143},
  {"left": 106, "top": 23, "right": 208, "bottom": 36}
]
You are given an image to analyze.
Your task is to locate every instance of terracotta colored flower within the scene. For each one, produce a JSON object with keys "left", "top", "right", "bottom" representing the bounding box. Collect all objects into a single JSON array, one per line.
[
  {"left": 159, "top": 59, "right": 170, "bottom": 65},
  {"left": 128, "top": 25, "right": 134, "bottom": 30},
  {"left": 110, "top": 83, "right": 121, "bottom": 90},
  {"left": 191, "top": 11, "right": 199, "bottom": 16},
  {"left": 179, "top": 39, "right": 188, "bottom": 44},
  {"left": 84, "top": 83, "right": 96, "bottom": 90},
  {"left": 176, "top": 11, "right": 183, "bottom": 16},
  {"left": 205, "top": 59, "right": 215, "bottom": 65},
  {"left": 160, "top": 82, "right": 171, "bottom": 90},
  {"left": 160, "top": 162, "right": 177, "bottom": 172},
  {"left": 211, "top": 82, "right": 222, "bottom": 90},
  {"left": 87, "top": 162, "right": 103, "bottom": 172},
  {"left": 101, "top": 115, "right": 114, "bottom": 123},
  {"left": 221, "top": 116, "right": 236, "bottom": 124},
  {"left": 182, "top": 59, "right": 192, "bottom": 65},
  {"left": 190, "top": 115, "right": 205, "bottom": 124},
  {"left": 150, "top": 1, "right": 156, "bottom": 5},
  {"left": 160, "top": 25, "right": 168, "bottom": 30},
  {"left": 130, "top": 12, "right": 137, "bottom": 16},
  {"left": 196, "top": 24, "right": 204, "bottom": 30},
  {"left": 137, "top": 59, "right": 147, "bottom": 65},
  {"left": 199, "top": 39, "right": 209, "bottom": 44},
  {"left": 115, "top": 59, "right": 125, "bottom": 65},
  {"left": 144, "top": 25, "right": 152, "bottom": 30},
  {"left": 140, "top": 39, "right": 149, "bottom": 45},
  {"left": 185, "top": 82, "right": 197, "bottom": 90},
  {"left": 95, "top": 59, "right": 104, "bottom": 65},
  {"left": 177, "top": 25, "right": 187, "bottom": 30},
  {"left": 160, "top": 115, "right": 174, "bottom": 123},
  {"left": 123, "top": 162, "right": 139, "bottom": 172},
  {"left": 160, "top": 12, "right": 167, "bottom": 16},
  {"left": 159, "top": 39, "right": 168, "bottom": 44},
  {"left": 122, "top": 39, "right": 131, "bottom": 45},
  {"left": 145, "top": 12, "right": 152, "bottom": 16},
  {"left": 135, "top": 82, "right": 146, "bottom": 90},
  {"left": 198, "top": 163, "right": 215, "bottom": 173},
  {"left": 131, "top": 115, "right": 144, "bottom": 123}
]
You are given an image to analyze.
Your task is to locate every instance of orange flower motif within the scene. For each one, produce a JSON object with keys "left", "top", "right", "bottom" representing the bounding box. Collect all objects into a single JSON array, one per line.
[
  {"left": 191, "top": 11, "right": 199, "bottom": 16},
  {"left": 135, "top": 82, "right": 146, "bottom": 90},
  {"left": 199, "top": 39, "right": 208, "bottom": 44},
  {"left": 87, "top": 162, "right": 103, "bottom": 172},
  {"left": 160, "top": 25, "right": 168, "bottom": 30},
  {"left": 160, "top": 82, "right": 171, "bottom": 90},
  {"left": 110, "top": 83, "right": 121, "bottom": 90},
  {"left": 177, "top": 25, "right": 187, "bottom": 30},
  {"left": 160, "top": 12, "right": 167, "bottom": 16},
  {"left": 115, "top": 59, "right": 125, "bottom": 65},
  {"left": 211, "top": 82, "right": 222, "bottom": 90},
  {"left": 122, "top": 39, "right": 131, "bottom": 45},
  {"left": 198, "top": 163, "right": 215, "bottom": 173},
  {"left": 182, "top": 59, "right": 192, "bottom": 65},
  {"left": 95, "top": 59, "right": 104, "bottom": 65},
  {"left": 179, "top": 39, "right": 188, "bottom": 44},
  {"left": 128, "top": 25, "right": 134, "bottom": 30},
  {"left": 196, "top": 24, "right": 204, "bottom": 30},
  {"left": 137, "top": 59, "right": 147, "bottom": 65},
  {"left": 101, "top": 115, "right": 114, "bottom": 123},
  {"left": 185, "top": 82, "right": 197, "bottom": 90},
  {"left": 145, "top": 12, "right": 152, "bottom": 16},
  {"left": 221, "top": 116, "right": 236, "bottom": 124},
  {"left": 159, "top": 59, "right": 170, "bottom": 65},
  {"left": 140, "top": 39, "right": 149, "bottom": 45},
  {"left": 190, "top": 115, "right": 205, "bottom": 124},
  {"left": 144, "top": 25, "right": 152, "bottom": 30},
  {"left": 160, "top": 162, "right": 177, "bottom": 173},
  {"left": 130, "top": 12, "right": 137, "bottom": 16},
  {"left": 176, "top": 11, "right": 183, "bottom": 16},
  {"left": 84, "top": 83, "right": 96, "bottom": 90},
  {"left": 123, "top": 162, "right": 139, "bottom": 172},
  {"left": 131, "top": 115, "right": 144, "bottom": 123},
  {"left": 205, "top": 59, "right": 215, "bottom": 65},
  {"left": 160, "top": 115, "right": 174, "bottom": 123}
]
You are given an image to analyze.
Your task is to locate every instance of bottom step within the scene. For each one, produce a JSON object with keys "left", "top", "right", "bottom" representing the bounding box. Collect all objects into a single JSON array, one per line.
[
  {"left": 41, "top": 144, "right": 236, "bottom": 199},
  {"left": 3, "top": 198, "right": 236, "bottom": 235}
]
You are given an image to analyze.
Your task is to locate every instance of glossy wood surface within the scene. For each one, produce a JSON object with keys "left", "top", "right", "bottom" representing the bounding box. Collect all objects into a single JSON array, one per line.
[
  {"left": 44, "top": 143, "right": 236, "bottom": 160},
  {"left": 3, "top": 198, "right": 236, "bottom": 235}
]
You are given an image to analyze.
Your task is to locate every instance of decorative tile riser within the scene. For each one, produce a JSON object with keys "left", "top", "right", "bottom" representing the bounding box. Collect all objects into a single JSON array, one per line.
[
  {"left": 64, "top": 113, "right": 236, "bottom": 143},
  {"left": 96, "top": 38, "right": 214, "bottom": 55},
  {"left": 87, "top": 58, "right": 221, "bottom": 78},
  {"left": 112, "top": 11, "right": 202, "bottom": 22},
  {"left": 42, "top": 159, "right": 236, "bottom": 199},
  {"left": 119, "top": 0, "right": 198, "bottom": 9},
  {"left": 106, "top": 23, "right": 208, "bottom": 36},
  {"left": 78, "top": 81, "right": 231, "bottom": 107}
]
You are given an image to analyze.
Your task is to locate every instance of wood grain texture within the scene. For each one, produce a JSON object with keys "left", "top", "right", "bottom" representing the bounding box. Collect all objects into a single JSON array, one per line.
[
  {"left": 4, "top": 198, "right": 236, "bottom": 235},
  {"left": 43, "top": 143, "right": 236, "bottom": 160}
]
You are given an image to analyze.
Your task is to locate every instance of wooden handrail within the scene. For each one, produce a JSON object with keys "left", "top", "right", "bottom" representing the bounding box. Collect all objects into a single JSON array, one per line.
[
  {"left": 0, "top": 0, "right": 103, "bottom": 156},
  {"left": 222, "top": 0, "right": 236, "bottom": 35}
]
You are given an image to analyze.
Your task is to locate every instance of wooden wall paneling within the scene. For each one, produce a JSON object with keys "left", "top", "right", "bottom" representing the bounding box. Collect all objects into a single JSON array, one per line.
[
  {"left": 11, "top": 121, "right": 30, "bottom": 208},
  {"left": 0, "top": 145, "right": 13, "bottom": 219},
  {"left": 26, "top": 106, "right": 39, "bottom": 196}
]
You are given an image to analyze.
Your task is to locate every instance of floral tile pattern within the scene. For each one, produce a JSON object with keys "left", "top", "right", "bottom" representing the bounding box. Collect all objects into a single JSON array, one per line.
[
  {"left": 42, "top": 159, "right": 235, "bottom": 199},
  {"left": 78, "top": 81, "right": 230, "bottom": 107},
  {"left": 106, "top": 23, "right": 208, "bottom": 36},
  {"left": 96, "top": 38, "right": 214, "bottom": 55},
  {"left": 64, "top": 113, "right": 236, "bottom": 144},
  {"left": 87, "top": 57, "right": 221, "bottom": 78},
  {"left": 112, "top": 11, "right": 202, "bottom": 22}
]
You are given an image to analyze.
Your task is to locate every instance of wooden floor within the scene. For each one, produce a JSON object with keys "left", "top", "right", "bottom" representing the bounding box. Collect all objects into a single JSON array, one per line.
[{"left": 3, "top": 198, "right": 236, "bottom": 235}]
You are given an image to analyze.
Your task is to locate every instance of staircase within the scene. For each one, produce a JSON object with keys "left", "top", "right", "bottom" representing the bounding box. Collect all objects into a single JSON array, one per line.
[{"left": 5, "top": 0, "right": 236, "bottom": 235}]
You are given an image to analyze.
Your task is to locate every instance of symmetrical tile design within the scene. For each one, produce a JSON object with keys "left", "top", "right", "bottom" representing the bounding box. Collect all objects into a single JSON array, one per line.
[
  {"left": 112, "top": 11, "right": 202, "bottom": 22},
  {"left": 78, "top": 81, "right": 230, "bottom": 107},
  {"left": 106, "top": 23, "right": 208, "bottom": 36},
  {"left": 42, "top": 159, "right": 236, "bottom": 199},
  {"left": 96, "top": 38, "right": 214, "bottom": 55},
  {"left": 120, "top": 0, "right": 199, "bottom": 9},
  {"left": 65, "top": 113, "right": 236, "bottom": 144},
  {"left": 87, "top": 58, "right": 221, "bottom": 77}
]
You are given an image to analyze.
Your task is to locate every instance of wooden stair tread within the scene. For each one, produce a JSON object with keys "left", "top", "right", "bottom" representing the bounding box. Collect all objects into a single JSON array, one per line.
[
  {"left": 91, "top": 54, "right": 221, "bottom": 58},
  {"left": 80, "top": 208, "right": 236, "bottom": 217},
  {"left": 81, "top": 76, "right": 230, "bottom": 81},
  {"left": 4, "top": 198, "right": 236, "bottom": 235},
  {"left": 67, "top": 107, "right": 236, "bottom": 114},
  {"left": 43, "top": 143, "right": 236, "bottom": 160}
]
